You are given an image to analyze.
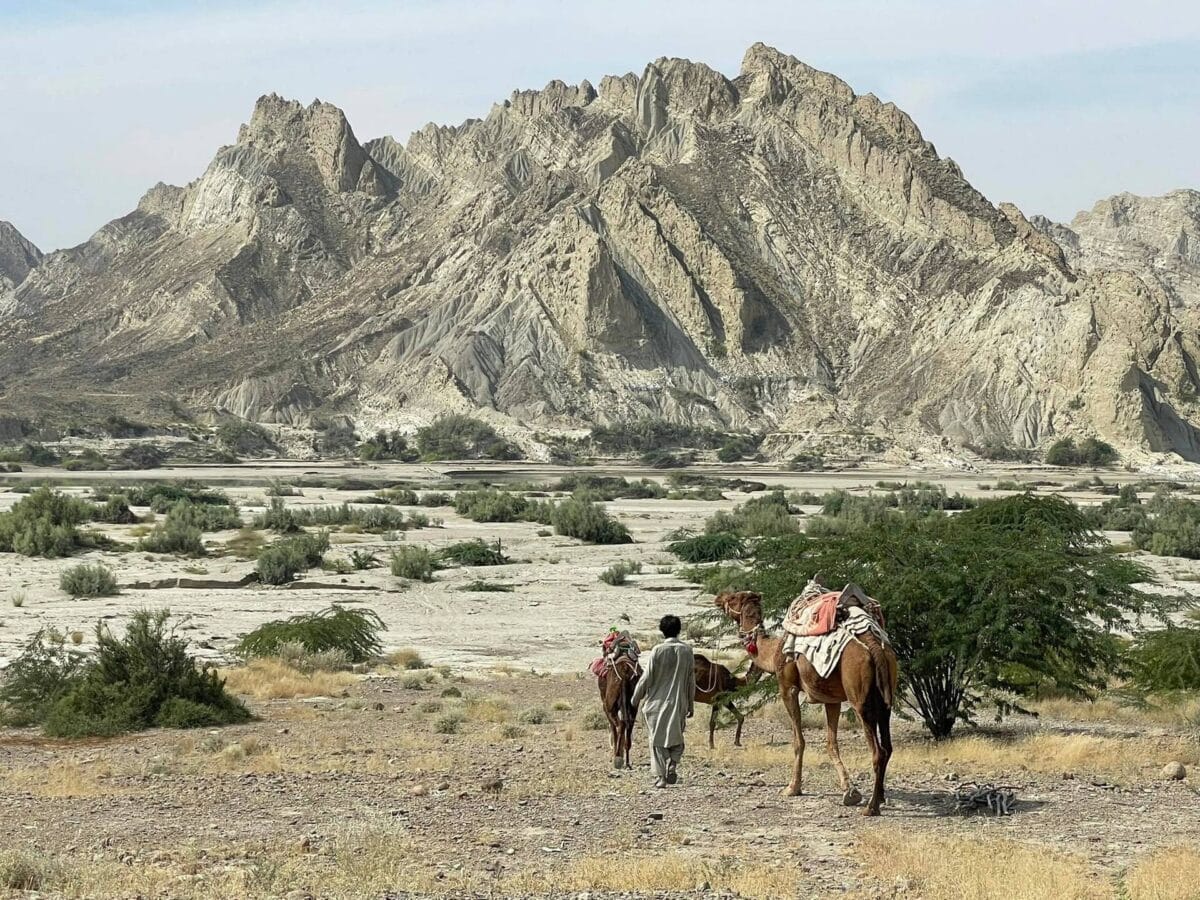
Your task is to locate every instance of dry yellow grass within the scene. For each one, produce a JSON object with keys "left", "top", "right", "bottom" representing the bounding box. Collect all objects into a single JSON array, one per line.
[
  {"left": 221, "top": 659, "right": 355, "bottom": 700},
  {"left": 854, "top": 828, "right": 1108, "bottom": 900},
  {"left": 1031, "top": 695, "right": 1200, "bottom": 728},
  {"left": 503, "top": 853, "right": 784, "bottom": 898},
  {"left": 4, "top": 760, "right": 114, "bottom": 798},
  {"left": 706, "top": 731, "right": 1199, "bottom": 782},
  {"left": 1125, "top": 846, "right": 1200, "bottom": 900}
]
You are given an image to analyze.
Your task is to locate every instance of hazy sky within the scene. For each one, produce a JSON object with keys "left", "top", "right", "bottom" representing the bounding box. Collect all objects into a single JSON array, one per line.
[{"left": 2, "top": 0, "right": 1199, "bottom": 251}]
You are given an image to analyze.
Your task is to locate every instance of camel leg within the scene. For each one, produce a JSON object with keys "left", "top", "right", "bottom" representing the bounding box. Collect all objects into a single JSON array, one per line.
[
  {"left": 859, "top": 699, "right": 888, "bottom": 816},
  {"left": 823, "top": 703, "right": 852, "bottom": 792},
  {"left": 708, "top": 703, "right": 718, "bottom": 749},
  {"left": 608, "top": 709, "right": 623, "bottom": 770},
  {"left": 780, "top": 679, "right": 806, "bottom": 796},
  {"left": 875, "top": 702, "right": 892, "bottom": 805},
  {"left": 729, "top": 700, "right": 745, "bottom": 747}
]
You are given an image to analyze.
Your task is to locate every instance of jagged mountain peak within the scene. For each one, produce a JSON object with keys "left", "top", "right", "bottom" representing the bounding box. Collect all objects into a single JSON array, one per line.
[
  {"left": 0, "top": 221, "right": 42, "bottom": 289},
  {"left": 2, "top": 45, "right": 1199, "bottom": 462}
]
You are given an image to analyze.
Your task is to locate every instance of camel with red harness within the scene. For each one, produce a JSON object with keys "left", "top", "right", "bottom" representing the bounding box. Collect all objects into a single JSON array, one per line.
[
  {"left": 592, "top": 630, "right": 641, "bottom": 769},
  {"left": 715, "top": 586, "right": 898, "bottom": 816},
  {"left": 693, "top": 655, "right": 763, "bottom": 748}
]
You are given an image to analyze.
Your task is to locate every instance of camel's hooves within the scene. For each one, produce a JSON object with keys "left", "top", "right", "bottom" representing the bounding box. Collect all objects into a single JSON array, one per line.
[
  {"left": 862, "top": 807, "right": 881, "bottom": 817},
  {"left": 842, "top": 787, "right": 863, "bottom": 807},
  {"left": 782, "top": 786, "right": 802, "bottom": 797}
]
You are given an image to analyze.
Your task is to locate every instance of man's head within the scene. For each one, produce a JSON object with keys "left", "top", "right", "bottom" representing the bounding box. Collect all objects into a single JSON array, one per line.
[{"left": 658, "top": 614, "right": 682, "bottom": 638}]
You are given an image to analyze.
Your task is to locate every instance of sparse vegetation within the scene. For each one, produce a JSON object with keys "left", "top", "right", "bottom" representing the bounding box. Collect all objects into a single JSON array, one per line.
[
  {"left": 458, "top": 580, "right": 515, "bottom": 592},
  {"left": 1045, "top": 436, "right": 1119, "bottom": 467},
  {"left": 667, "top": 531, "right": 746, "bottom": 563},
  {"left": 255, "top": 531, "right": 329, "bottom": 584},
  {"left": 216, "top": 420, "right": 276, "bottom": 457},
  {"left": 552, "top": 496, "right": 631, "bottom": 544},
  {"left": 5, "top": 609, "right": 251, "bottom": 738},
  {"left": 357, "top": 430, "right": 419, "bottom": 462},
  {"left": 59, "top": 563, "right": 119, "bottom": 598},
  {"left": 390, "top": 545, "right": 436, "bottom": 581},
  {"left": 1127, "top": 625, "right": 1200, "bottom": 691},
  {"left": 787, "top": 451, "right": 825, "bottom": 471},
  {"left": 0, "top": 486, "right": 95, "bottom": 557},
  {"left": 236, "top": 606, "right": 385, "bottom": 663},
  {"left": 439, "top": 539, "right": 510, "bottom": 566},
  {"left": 704, "top": 491, "right": 799, "bottom": 538},
  {"left": 415, "top": 415, "right": 520, "bottom": 460},
  {"left": 453, "top": 487, "right": 530, "bottom": 523},
  {"left": 599, "top": 560, "right": 642, "bottom": 585}
]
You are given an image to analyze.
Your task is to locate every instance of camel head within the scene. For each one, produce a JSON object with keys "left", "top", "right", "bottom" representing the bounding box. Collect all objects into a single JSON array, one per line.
[{"left": 715, "top": 590, "right": 765, "bottom": 639}]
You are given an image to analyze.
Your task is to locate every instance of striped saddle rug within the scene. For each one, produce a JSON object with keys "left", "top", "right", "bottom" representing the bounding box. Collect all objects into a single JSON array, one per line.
[{"left": 782, "top": 607, "right": 890, "bottom": 680}]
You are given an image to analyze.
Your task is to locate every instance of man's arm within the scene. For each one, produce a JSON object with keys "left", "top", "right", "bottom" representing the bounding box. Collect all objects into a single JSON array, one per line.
[
  {"left": 684, "top": 646, "right": 696, "bottom": 716},
  {"left": 631, "top": 649, "right": 653, "bottom": 707}
]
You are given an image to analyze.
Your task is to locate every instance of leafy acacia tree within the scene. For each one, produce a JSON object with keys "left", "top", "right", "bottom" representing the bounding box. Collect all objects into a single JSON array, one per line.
[{"left": 751, "top": 495, "right": 1167, "bottom": 738}]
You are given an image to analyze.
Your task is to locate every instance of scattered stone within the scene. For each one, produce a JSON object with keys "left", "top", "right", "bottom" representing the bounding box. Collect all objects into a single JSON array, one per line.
[
  {"left": 842, "top": 787, "right": 863, "bottom": 807},
  {"left": 435, "top": 780, "right": 451, "bottom": 791},
  {"left": 1162, "top": 761, "right": 1187, "bottom": 781},
  {"left": 410, "top": 784, "right": 428, "bottom": 797}
]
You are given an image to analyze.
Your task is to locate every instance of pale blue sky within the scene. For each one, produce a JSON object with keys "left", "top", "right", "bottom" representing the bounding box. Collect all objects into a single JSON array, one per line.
[{"left": 2, "top": 0, "right": 1198, "bottom": 250}]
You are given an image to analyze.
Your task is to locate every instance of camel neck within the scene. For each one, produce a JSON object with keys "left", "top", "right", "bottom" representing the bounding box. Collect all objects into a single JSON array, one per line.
[{"left": 748, "top": 632, "right": 786, "bottom": 674}]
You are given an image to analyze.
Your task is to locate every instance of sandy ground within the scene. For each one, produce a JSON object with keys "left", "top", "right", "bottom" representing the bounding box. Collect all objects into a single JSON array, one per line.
[{"left": 3, "top": 461, "right": 1198, "bottom": 671}]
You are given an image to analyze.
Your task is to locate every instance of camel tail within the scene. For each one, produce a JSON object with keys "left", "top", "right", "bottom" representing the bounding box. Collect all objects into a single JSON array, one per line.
[{"left": 866, "top": 635, "right": 895, "bottom": 709}]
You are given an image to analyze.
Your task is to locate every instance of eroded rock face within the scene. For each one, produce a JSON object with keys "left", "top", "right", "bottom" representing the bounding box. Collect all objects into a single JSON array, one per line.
[
  {"left": 1, "top": 45, "right": 1198, "bottom": 458},
  {"left": 0, "top": 221, "right": 41, "bottom": 291}
]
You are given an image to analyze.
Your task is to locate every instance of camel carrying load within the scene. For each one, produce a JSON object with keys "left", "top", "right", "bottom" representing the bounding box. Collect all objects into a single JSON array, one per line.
[
  {"left": 780, "top": 579, "right": 890, "bottom": 679},
  {"left": 591, "top": 628, "right": 641, "bottom": 769}
]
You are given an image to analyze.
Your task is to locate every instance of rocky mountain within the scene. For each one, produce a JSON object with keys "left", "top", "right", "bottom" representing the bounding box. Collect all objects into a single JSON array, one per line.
[
  {"left": 0, "top": 222, "right": 41, "bottom": 292},
  {"left": 2, "top": 43, "right": 1199, "bottom": 459}
]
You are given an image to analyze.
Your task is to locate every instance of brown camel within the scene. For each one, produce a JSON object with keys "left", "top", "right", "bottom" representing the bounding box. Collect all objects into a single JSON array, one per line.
[
  {"left": 597, "top": 654, "right": 639, "bottom": 769},
  {"left": 693, "top": 654, "right": 762, "bottom": 748},
  {"left": 715, "top": 590, "right": 899, "bottom": 816}
]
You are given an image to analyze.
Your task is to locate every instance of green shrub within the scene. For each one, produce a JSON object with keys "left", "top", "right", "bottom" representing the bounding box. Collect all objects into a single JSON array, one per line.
[
  {"left": 453, "top": 488, "right": 529, "bottom": 522},
  {"left": 0, "top": 850, "right": 57, "bottom": 891},
  {"left": 589, "top": 421, "right": 727, "bottom": 453},
  {"left": 265, "top": 479, "right": 301, "bottom": 497},
  {"left": 236, "top": 605, "right": 385, "bottom": 662},
  {"left": 439, "top": 539, "right": 510, "bottom": 566},
  {"left": 705, "top": 491, "right": 799, "bottom": 537},
  {"left": 94, "top": 495, "right": 137, "bottom": 524},
  {"left": 116, "top": 444, "right": 166, "bottom": 470},
  {"left": 255, "top": 497, "right": 299, "bottom": 532},
  {"left": 581, "top": 710, "right": 608, "bottom": 730},
  {"left": 518, "top": 707, "right": 549, "bottom": 725},
  {"left": 1131, "top": 498, "right": 1200, "bottom": 558},
  {"left": 40, "top": 609, "right": 250, "bottom": 738},
  {"left": 379, "top": 487, "right": 420, "bottom": 505},
  {"left": 0, "top": 486, "right": 94, "bottom": 557},
  {"left": 0, "top": 442, "right": 60, "bottom": 467},
  {"left": 551, "top": 496, "right": 631, "bottom": 544},
  {"left": 717, "top": 435, "right": 759, "bottom": 463},
  {"left": 122, "top": 482, "right": 231, "bottom": 510},
  {"left": 1126, "top": 626, "right": 1200, "bottom": 691},
  {"left": 0, "top": 630, "right": 87, "bottom": 726},
  {"left": 675, "top": 563, "right": 753, "bottom": 594},
  {"left": 60, "top": 563, "right": 119, "bottom": 598},
  {"left": 1045, "top": 436, "right": 1119, "bottom": 467},
  {"left": 390, "top": 545, "right": 436, "bottom": 581},
  {"left": 668, "top": 531, "right": 746, "bottom": 563},
  {"left": 552, "top": 475, "right": 665, "bottom": 500},
  {"left": 357, "top": 430, "right": 419, "bottom": 462},
  {"left": 216, "top": 420, "right": 275, "bottom": 457},
  {"left": 458, "top": 580, "right": 514, "bottom": 592},
  {"left": 966, "top": 441, "right": 1035, "bottom": 463},
  {"left": 434, "top": 712, "right": 464, "bottom": 734},
  {"left": 640, "top": 449, "right": 692, "bottom": 468},
  {"left": 599, "top": 560, "right": 642, "bottom": 585},
  {"left": 349, "top": 549, "right": 379, "bottom": 570},
  {"left": 255, "top": 531, "right": 329, "bottom": 584},
  {"left": 787, "top": 451, "right": 825, "bottom": 471},
  {"left": 416, "top": 415, "right": 520, "bottom": 460},
  {"left": 419, "top": 492, "right": 451, "bottom": 507}
]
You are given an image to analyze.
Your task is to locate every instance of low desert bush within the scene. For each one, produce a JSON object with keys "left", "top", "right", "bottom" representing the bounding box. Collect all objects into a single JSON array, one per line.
[
  {"left": 419, "top": 491, "right": 451, "bottom": 507},
  {"left": 518, "top": 707, "right": 549, "bottom": 725},
  {"left": 552, "top": 496, "right": 631, "bottom": 544},
  {"left": 93, "top": 494, "right": 137, "bottom": 524},
  {"left": 704, "top": 491, "right": 798, "bottom": 538},
  {"left": 390, "top": 545, "right": 436, "bottom": 581},
  {"left": 599, "top": 560, "right": 642, "bottom": 585},
  {"left": 439, "top": 538, "right": 510, "bottom": 566},
  {"left": 416, "top": 414, "right": 520, "bottom": 460},
  {"left": 1045, "top": 436, "right": 1119, "bottom": 467},
  {"left": 668, "top": 531, "right": 746, "bottom": 563},
  {"left": 581, "top": 710, "right": 608, "bottom": 730},
  {"left": 255, "top": 531, "right": 329, "bottom": 584},
  {"left": 22, "top": 609, "right": 250, "bottom": 737},
  {"left": 216, "top": 419, "right": 275, "bottom": 457},
  {"left": 59, "top": 562, "right": 119, "bottom": 597},
  {"left": 0, "top": 629, "right": 87, "bottom": 726},
  {"left": 434, "top": 712, "right": 465, "bottom": 734},
  {"left": 453, "top": 487, "right": 529, "bottom": 522},
  {"left": 0, "top": 486, "right": 94, "bottom": 557},
  {"left": 459, "top": 580, "right": 515, "bottom": 592},
  {"left": 1127, "top": 626, "right": 1200, "bottom": 691},
  {"left": 236, "top": 605, "right": 384, "bottom": 663}
]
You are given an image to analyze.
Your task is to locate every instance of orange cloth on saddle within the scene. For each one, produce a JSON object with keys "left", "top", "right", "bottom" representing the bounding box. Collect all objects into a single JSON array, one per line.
[
  {"left": 589, "top": 630, "right": 639, "bottom": 677},
  {"left": 787, "top": 591, "right": 841, "bottom": 637}
]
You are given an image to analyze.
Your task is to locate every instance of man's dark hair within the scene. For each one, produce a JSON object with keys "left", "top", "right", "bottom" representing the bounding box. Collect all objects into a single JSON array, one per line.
[{"left": 658, "top": 615, "right": 682, "bottom": 638}]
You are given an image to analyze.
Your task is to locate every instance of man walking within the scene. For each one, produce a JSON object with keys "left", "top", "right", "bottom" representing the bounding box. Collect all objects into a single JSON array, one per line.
[{"left": 631, "top": 615, "right": 695, "bottom": 788}]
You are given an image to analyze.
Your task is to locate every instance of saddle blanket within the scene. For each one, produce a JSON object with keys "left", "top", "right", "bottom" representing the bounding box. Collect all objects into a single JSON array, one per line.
[
  {"left": 782, "top": 578, "right": 885, "bottom": 638},
  {"left": 783, "top": 607, "right": 889, "bottom": 679},
  {"left": 589, "top": 629, "right": 640, "bottom": 677}
]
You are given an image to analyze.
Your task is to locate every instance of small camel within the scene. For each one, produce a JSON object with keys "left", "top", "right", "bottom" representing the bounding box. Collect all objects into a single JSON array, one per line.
[
  {"left": 597, "top": 654, "right": 639, "bottom": 769},
  {"left": 693, "top": 654, "right": 762, "bottom": 748},
  {"left": 716, "top": 590, "right": 898, "bottom": 816}
]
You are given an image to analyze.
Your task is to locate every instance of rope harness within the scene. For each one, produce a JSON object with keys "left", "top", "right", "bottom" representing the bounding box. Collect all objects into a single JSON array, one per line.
[{"left": 952, "top": 782, "right": 1017, "bottom": 816}]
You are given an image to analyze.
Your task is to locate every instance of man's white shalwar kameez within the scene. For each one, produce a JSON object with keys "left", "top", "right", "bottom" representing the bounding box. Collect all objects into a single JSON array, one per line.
[{"left": 631, "top": 636, "right": 695, "bottom": 782}]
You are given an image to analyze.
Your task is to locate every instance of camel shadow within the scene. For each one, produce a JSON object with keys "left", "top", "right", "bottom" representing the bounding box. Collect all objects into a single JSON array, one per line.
[{"left": 880, "top": 787, "right": 1048, "bottom": 819}]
